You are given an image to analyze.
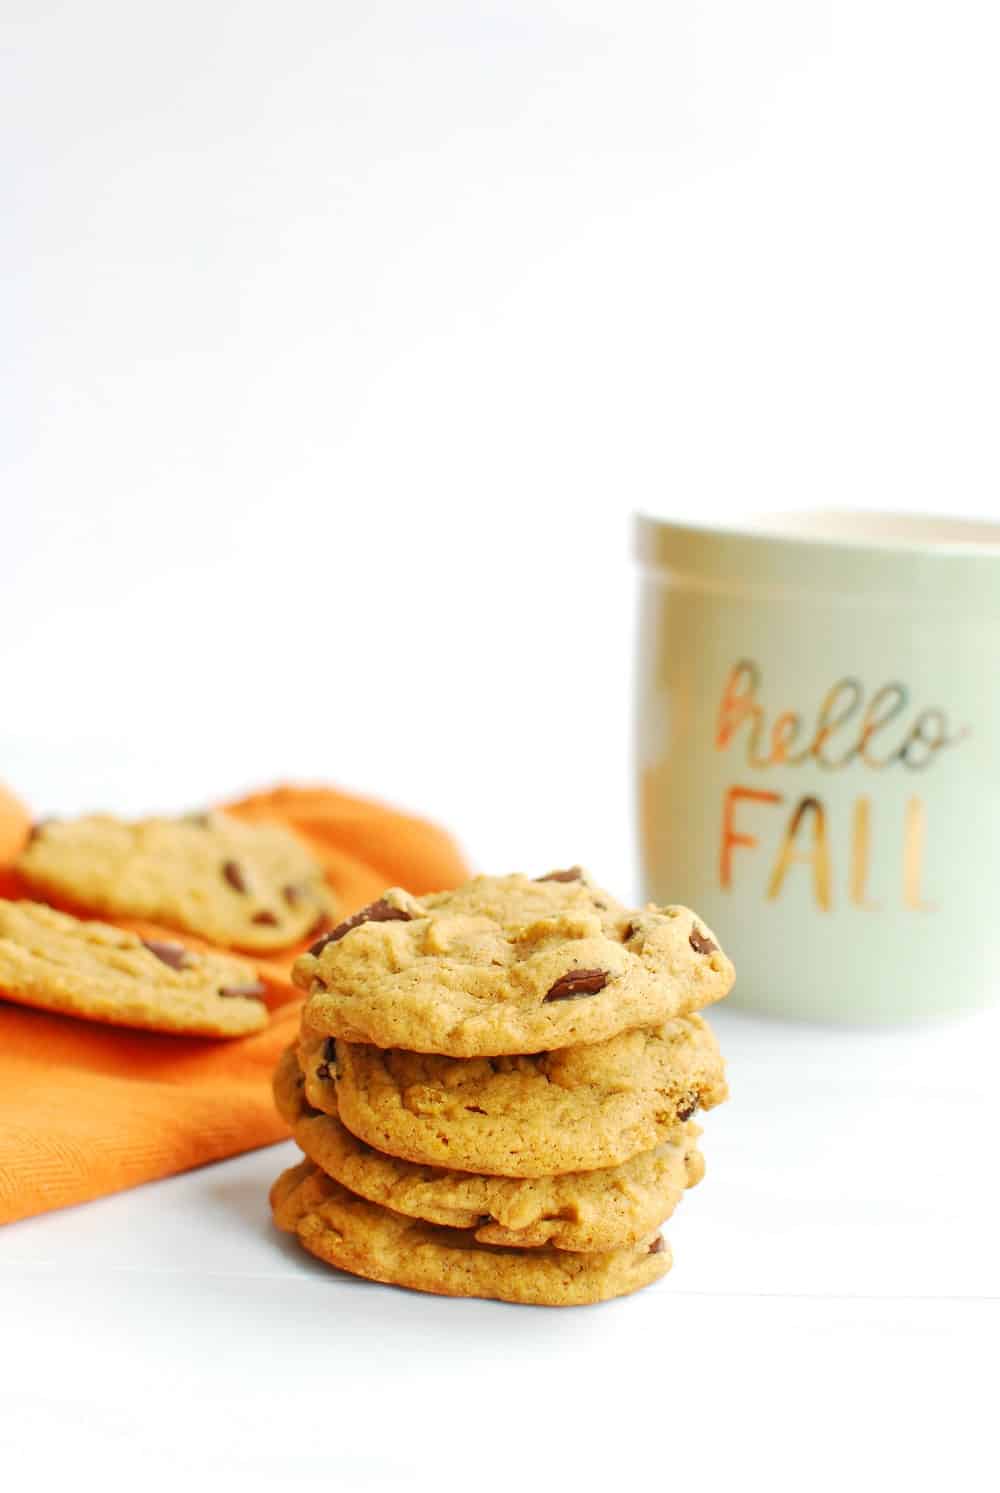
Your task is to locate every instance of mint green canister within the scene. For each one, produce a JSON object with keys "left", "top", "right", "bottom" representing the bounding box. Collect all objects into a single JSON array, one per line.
[{"left": 635, "top": 512, "right": 1000, "bottom": 1024}]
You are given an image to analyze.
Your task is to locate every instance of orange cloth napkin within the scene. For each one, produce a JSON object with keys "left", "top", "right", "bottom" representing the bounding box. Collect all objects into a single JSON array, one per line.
[{"left": 0, "top": 783, "right": 468, "bottom": 1226}]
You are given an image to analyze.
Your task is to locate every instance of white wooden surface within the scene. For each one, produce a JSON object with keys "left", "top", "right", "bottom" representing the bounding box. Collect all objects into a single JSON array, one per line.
[
  {"left": 2, "top": 1000, "right": 996, "bottom": 1492},
  {"left": 5, "top": 6, "right": 1000, "bottom": 1486}
]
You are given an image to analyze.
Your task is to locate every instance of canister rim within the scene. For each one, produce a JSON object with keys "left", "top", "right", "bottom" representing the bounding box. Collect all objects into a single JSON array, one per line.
[{"left": 635, "top": 510, "right": 1000, "bottom": 609}]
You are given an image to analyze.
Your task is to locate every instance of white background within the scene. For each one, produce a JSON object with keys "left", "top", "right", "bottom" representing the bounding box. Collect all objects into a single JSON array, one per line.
[
  {"left": 3, "top": 4, "right": 999, "bottom": 1489},
  {"left": 6, "top": 0, "right": 1000, "bottom": 890}
]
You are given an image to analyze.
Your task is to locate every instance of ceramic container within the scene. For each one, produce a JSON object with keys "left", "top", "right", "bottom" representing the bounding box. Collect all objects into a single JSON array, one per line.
[{"left": 635, "top": 511, "right": 1000, "bottom": 1023}]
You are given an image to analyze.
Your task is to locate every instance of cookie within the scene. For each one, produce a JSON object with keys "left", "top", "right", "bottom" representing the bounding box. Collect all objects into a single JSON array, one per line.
[
  {"left": 299, "top": 1014, "right": 727, "bottom": 1177},
  {"left": 292, "top": 871, "right": 733, "bottom": 1056},
  {"left": 270, "top": 1160, "right": 672, "bottom": 1306},
  {"left": 17, "top": 810, "right": 335, "bottom": 952},
  {"left": 273, "top": 1045, "right": 703, "bottom": 1251},
  {"left": 0, "top": 899, "right": 268, "bottom": 1036}
]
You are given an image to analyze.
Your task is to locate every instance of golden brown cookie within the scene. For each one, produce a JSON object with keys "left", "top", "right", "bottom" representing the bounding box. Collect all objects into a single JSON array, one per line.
[
  {"left": 273, "top": 1044, "right": 704, "bottom": 1251},
  {"left": 270, "top": 1160, "right": 672, "bottom": 1306},
  {"left": 292, "top": 871, "right": 732, "bottom": 1056},
  {"left": 299, "top": 1015, "right": 727, "bottom": 1177},
  {"left": 0, "top": 899, "right": 268, "bottom": 1036},
  {"left": 17, "top": 810, "right": 334, "bottom": 952}
]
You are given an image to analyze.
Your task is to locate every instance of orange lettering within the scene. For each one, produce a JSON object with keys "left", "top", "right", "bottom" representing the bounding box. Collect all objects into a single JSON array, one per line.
[
  {"left": 720, "top": 785, "right": 783, "bottom": 888},
  {"left": 770, "top": 711, "right": 805, "bottom": 765},
  {"left": 903, "top": 796, "right": 935, "bottom": 909},
  {"left": 859, "top": 683, "right": 908, "bottom": 768},
  {"left": 715, "top": 661, "right": 763, "bottom": 756},
  {"left": 812, "top": 679, "right": 862, "bottom": 769},
  {"left": 849, "top": 796, "right": 879, "bottom": 908},
  {"left": 767, "top": 796, "right": 832, "bottom": 911}
]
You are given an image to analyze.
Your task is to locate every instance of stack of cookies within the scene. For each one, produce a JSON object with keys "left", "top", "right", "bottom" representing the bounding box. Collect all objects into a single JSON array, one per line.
[{"left": 271, "top": 867, "right": 733, "bottom": 1307}]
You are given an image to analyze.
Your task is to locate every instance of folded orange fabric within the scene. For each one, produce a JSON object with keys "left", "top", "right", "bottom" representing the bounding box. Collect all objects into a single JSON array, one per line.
[{"left": 0, "top": 783, "right": 468, "bottom": 1225}]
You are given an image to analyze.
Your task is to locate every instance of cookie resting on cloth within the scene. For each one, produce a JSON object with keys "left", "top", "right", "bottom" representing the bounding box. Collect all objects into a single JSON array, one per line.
[
  {"left": 16, "top": 810, "right": 334, "bottom": 953},
  {"left": 270, "top": 1160, "right": 672, "bottom": 1306},
  {"left": 0, "top": 899, "right": 268, "bottom": 1036},
  {"left": 273, "top": 1044, "right": 704, "bottom": 1251},
  {"left": 292, "top": 869, "right": 734, "bottom": 1056},
  {"left": 299, "top": 1014, "right": 727, "bottom": 1177}
]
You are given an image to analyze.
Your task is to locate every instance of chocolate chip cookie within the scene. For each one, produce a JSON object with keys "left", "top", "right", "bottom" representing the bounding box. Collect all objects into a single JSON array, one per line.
[
  {"left": 292, "top": 870, "right": 733, "bottom": 1056},
  {"left": 274, "top": 1044, "right": 703, "bottom": 1251},
  {"left": 270, "top": 1160, "right": 672, "bottom": 1306},
  {"left": 17, "top": 810, "right": 334, "bottom": 952},
  {"left": 299, "top": 1014, "right": 726, "bottom": 1177},
  {"left": 0, "top": 898, "right": 268, "bottom": 1036}
]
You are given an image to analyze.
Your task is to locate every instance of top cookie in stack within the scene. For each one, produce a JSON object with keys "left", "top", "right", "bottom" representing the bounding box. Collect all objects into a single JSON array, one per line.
[
  {"left": 271, "top": 868, "right": 734, "bottom": 1307},
  {"left": 292, "top": 867, "right": 732, "bottom": 1054}
]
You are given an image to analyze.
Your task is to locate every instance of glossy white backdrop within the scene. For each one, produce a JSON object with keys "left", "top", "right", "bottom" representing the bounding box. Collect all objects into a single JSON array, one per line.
[
  {"left": 3, "top": 6, "right": 999, "bottom": 1489},
  {"left": 6, "top": 0, "right": 1000, "bottom": 894}
]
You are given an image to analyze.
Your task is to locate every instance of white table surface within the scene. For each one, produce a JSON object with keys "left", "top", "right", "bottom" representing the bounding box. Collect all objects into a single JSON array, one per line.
[{"left": 2, "top": 1002, "right": 996, "bottom": 1492}]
